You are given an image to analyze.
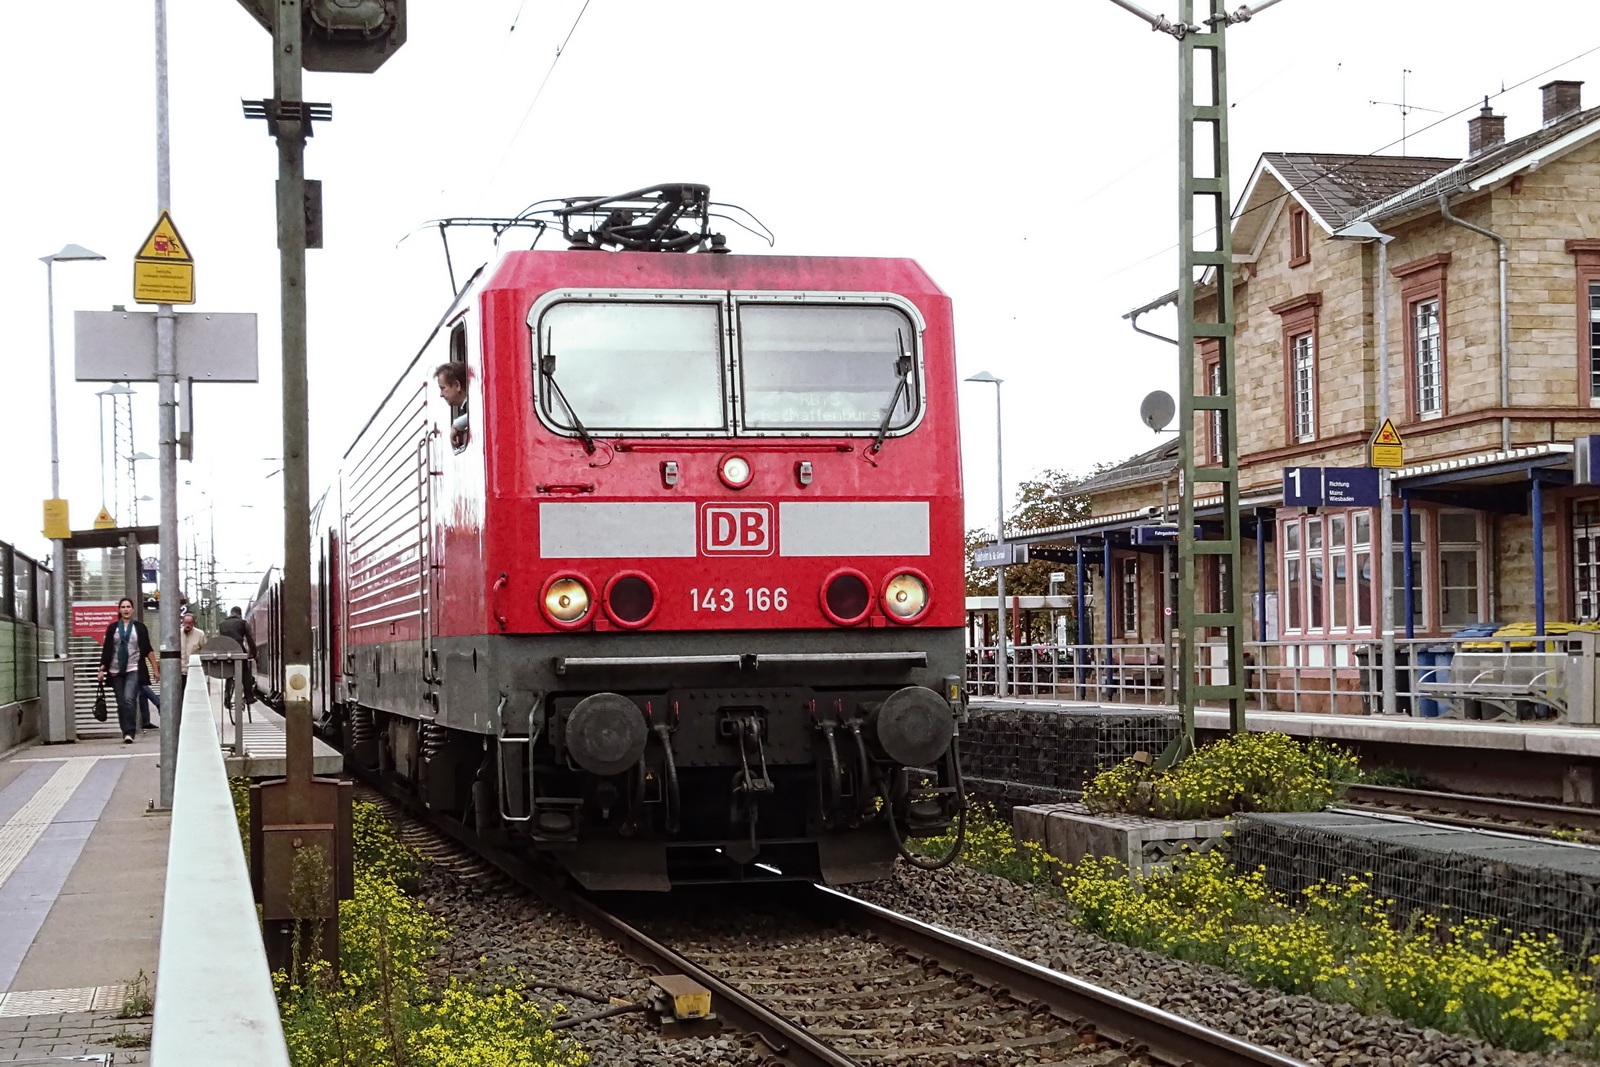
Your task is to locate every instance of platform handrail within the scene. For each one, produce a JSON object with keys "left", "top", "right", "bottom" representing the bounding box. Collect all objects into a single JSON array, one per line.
[{"left": 152, "top": 663, "right": 290, "bottom": 1067}]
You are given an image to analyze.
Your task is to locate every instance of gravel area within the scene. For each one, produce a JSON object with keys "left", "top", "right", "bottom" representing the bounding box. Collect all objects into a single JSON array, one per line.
[
  {"left": 848, "top": 861, "right": 1591, "bottom": 1067},
  {"left": 421, "top": 868, "right": 765, "bottom": 1065}
]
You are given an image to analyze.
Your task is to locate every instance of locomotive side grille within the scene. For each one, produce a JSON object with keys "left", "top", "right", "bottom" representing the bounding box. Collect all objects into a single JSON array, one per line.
[{"left": 343, "top": 384, "right": 430, "bottom": 634}]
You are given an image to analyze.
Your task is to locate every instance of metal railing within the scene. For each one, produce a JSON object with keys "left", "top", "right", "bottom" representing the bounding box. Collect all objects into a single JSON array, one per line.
[
  {"left": 966, "top": 633, "right": 1598, "bottom": 725},
  {"left": 151, "top": 663, "right": 290, "bottom": 1066}
]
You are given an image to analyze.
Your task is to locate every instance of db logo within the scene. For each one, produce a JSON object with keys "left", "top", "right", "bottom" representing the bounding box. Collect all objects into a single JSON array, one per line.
[{"left": 701, "top": 504, "right": 775, "bottom": 555}]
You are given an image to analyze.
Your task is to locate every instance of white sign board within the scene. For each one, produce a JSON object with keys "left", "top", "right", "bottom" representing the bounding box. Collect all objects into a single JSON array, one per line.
[{"left": 74, "top": 311, "right": 259, "bottom": 383}]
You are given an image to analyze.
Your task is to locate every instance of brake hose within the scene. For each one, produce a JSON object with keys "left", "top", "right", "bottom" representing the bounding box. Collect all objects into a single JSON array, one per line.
[
  {"left": 652, "top": 722, "right": 681, "bottom": 833},
  {"left": 882, "top": 736, "right": 968, "bottom": 871}
]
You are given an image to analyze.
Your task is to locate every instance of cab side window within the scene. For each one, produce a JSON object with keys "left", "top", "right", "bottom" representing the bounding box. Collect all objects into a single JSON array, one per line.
[{"left": 448, "top": 322, "right": 470, "bottom": 452}]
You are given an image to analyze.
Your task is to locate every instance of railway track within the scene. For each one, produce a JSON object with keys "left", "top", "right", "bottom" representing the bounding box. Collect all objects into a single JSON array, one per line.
[
  {"left": 357, "top": 785, "right": 1303, "bottom": 1066},
  {"left": 1341, "top": 783, "right": 1600, "bottom": 842}
]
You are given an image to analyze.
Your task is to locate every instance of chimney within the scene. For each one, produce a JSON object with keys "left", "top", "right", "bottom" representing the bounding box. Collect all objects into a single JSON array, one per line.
[
  {"left": 1468, "top": 100, "right": 1505, "bottom": 156},
  {"left": 1541, "top": 79, "right": 1583, "bottom": 125}
]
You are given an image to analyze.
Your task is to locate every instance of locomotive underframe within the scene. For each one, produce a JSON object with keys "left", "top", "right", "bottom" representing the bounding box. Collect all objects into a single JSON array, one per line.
[{"left": 339, "top": 626, "right": 965, "bottom": 889}]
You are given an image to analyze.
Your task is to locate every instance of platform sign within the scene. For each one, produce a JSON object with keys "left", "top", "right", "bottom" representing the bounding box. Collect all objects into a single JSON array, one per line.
[
  {"left": 973, "top": 543, "right": 1029, "bottom": 567},
  {"left": 72, "top": 601, "right": 122, "bottom": 640},
  {"left": 1370, "top": 418, "right": 1404, "bottom": 468},
  {"left": 133, "top": 210, "right": 195, "bottom": 305},
  {"left": 1323, "top": 467, "right": 1381, "bottom": 506},
  {"left": 42, "top": 499, "right": 69, "bottom": 540},
  {"left": 1134, "top": 524, "right": 1201, "bottom": 544},
  {"left": 1283, "top": 467, "right": 1323, "bottom": 507}
]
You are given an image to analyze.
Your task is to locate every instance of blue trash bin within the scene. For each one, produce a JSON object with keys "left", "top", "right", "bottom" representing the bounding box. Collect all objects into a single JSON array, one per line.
[{"left": 1414, "top": 643, "right": 1456, "bottom": 717}]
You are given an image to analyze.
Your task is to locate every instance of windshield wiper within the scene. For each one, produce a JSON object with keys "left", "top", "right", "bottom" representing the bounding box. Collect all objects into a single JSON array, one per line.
[
  {"left": 540, "top": 330, "right": 597, "bottom": 455},
  {"left": 871, "top": 330, "right": 914, "bottom": 454}
]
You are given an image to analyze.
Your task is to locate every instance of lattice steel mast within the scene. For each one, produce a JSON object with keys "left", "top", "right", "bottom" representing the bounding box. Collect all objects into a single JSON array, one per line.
[{"left": 1109, "top": 0, "right": 1284, "bottom": 755}]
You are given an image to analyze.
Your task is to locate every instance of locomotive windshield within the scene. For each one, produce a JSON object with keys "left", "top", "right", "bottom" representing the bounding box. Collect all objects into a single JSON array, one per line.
[
  {"left": 737, "top": 305, "right": 917, "bottom": 432},
  {"left": 537, "top": 301, "right": 726, "bottom": 432},
  {"left": 531, "top": 293, "right": 922, "bottom": 438}
]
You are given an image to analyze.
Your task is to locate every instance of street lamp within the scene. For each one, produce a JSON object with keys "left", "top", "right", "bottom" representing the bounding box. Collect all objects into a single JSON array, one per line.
[
  {"left": 965, "top": 371, "right": 1009, "bottom": 698},
  {"left": 1332, "top": 221, "right": 1397, "bottom": 714},
  {"left": 40, "top": 244, "right": 104, "bottom": 744}
]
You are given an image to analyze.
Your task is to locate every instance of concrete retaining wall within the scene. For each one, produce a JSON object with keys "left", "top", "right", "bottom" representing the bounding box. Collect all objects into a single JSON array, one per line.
[
  {"left": 0, "top": 698, "right": 39, "bottom": 757},
  {"left": 1013, "top": 801, "right": 1232, "bottom": 878}
]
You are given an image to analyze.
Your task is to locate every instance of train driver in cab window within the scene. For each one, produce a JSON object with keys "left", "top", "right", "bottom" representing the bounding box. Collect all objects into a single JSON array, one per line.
[{"left": 434, "top": 362, "right": 470, "bottom": 451}]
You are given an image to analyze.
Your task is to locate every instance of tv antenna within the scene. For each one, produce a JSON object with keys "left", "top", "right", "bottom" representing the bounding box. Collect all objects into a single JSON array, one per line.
[{"left": 1371, "top": 70, "right": 1442, "bottom": 156}]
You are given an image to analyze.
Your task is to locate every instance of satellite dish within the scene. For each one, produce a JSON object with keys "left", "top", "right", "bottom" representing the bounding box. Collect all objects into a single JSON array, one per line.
[{"left": 1140, "top": 390, "right": 1176, "bottom": 433}]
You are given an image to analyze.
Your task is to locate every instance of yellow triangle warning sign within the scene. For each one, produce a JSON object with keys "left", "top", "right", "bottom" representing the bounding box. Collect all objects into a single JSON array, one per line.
[
  {"left": 135, "top": 210, "right": 193, "bottom": 262},
  {"left": 1373, "top": 418, "right": 1403, "bottom": 446},
  {"left": 93, "top": 506, "right": 115, "bottom": 530}
]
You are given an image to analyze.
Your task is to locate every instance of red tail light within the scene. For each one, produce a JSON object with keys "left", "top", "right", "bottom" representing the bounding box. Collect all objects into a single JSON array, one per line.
[
  {"left": 603, "top": 572, "right": 659, "bottom": 628},
  {"left": 820, "top": 569, "right": 872, "bottom": 625}
]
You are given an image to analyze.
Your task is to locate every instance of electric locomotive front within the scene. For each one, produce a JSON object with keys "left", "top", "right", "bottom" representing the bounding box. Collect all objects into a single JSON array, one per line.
[
  {"left": 448, "top": 250, "right": 968, "bottom": 889},
  {"left": 330, "top": 189, "right": 968, "bottom": 890}
]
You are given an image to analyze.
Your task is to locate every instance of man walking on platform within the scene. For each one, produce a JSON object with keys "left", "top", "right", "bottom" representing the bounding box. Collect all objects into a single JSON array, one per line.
[
  {"left": 97, "top": 597, "right": 159, "bottom": 743},
  {"left": 219, "top": 606, "right": 257, "bottom": 710},
  {"left": 178, "top": 612, "right": 207, "bottom": 700}
]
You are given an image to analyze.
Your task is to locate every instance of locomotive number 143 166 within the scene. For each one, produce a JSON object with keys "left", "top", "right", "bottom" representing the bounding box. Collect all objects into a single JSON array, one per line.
[{"left": 691, "top": 587, "right": 789, "bottom": 612}]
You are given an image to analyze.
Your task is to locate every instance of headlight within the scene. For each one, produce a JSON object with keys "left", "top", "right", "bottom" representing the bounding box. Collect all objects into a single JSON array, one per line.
[
  {"left": 821, "top": 569, "right": 872, "bottom": 625},
  {"left": 882, "top": 572, "right": 930, "bottom": 622},
  {"left": 543, "top": 576, "right": 592, "bottom": 625},
  {"left": 719, "top": 454, "right": 753, "bottom": 489}
]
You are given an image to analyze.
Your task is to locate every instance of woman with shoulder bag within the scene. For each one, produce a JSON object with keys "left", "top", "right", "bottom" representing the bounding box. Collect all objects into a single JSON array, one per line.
[{"left": 97, "top": 598, "right": 160, "bottom": 743}]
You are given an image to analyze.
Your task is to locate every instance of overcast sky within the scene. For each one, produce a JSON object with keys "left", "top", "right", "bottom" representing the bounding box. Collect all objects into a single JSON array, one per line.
[{"left": 4, "top": 1, "right": 1599, "bottom": 603}]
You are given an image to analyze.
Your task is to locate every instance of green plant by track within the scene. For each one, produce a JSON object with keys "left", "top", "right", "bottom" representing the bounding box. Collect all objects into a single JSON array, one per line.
[
  {"left": 230, "top": 779, "right": 587, "bottom": 1066},
  {"left": 911, "top": 808, "right": 1600, "bottom": 1055},
  {"left": 1081, "top": 731, "right": 1360, "bottom": 820}
]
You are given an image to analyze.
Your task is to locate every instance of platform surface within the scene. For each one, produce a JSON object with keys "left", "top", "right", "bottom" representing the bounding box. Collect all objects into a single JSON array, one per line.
[
  {"left": 0, "top": 731, "right": 165, "bottom": 1063},
  {"left": 213, "top": 692, "right": 342, "bottom": 778},
  {"left": 971, "top": 697, "right": 1600, "bottom": 757}
]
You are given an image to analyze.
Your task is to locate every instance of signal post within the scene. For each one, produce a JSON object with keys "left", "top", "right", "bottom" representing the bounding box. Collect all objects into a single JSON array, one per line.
[{"left": 232, "top": 0, "right": 406, "bottom": 973}]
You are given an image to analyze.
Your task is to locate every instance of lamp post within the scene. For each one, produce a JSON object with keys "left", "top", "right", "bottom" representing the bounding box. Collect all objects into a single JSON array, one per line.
[
  {"left": 1333, "top": 221, "right": 1397, "bottom": 714},
  {"left": 41, "top": 245, "right": 106, "bottom": 633},
  {"left": 965, "top": 371, "right": 1008, "bottom": 698}
]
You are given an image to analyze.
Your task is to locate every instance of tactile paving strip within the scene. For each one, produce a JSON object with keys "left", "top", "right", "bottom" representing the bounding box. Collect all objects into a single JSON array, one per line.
[{"left": 0, "top": 758, "right": 97, "bottom": 892}]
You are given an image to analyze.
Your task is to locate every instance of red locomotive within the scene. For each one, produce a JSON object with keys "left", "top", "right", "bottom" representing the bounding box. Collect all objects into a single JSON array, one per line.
[{"left": 255, "top": 186, "right": 967, "bottom": 889}]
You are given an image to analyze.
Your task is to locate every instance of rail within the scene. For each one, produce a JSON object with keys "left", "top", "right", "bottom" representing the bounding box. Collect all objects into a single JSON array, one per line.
[
  {"left": 367, "top": 774, "right": 1302, "bottom": 1066},
  {"left": 151, "top": 663, "right": 290, "bottom": 1067},
  {"left": 966, "top": 633, "right": 1599, "bottom": 724}
]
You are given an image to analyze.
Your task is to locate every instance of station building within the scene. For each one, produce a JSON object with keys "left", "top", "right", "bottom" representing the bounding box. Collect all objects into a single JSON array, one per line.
[{"left": 998, "top": 82, "right": 1600, "bottom": 704}]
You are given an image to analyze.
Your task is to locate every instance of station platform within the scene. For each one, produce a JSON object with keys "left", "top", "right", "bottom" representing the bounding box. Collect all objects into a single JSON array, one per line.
[
  {"left": 970, "top": 698, "right": 1600, "bottom": 802},
  {"left": 216, "top": 700, "right": 342, "bottom": 778},
  {"left": 0, "top": 674, "right": 343, "bottom": 1064},
  {"left": 971, "top": 697, "right": 1600, "bottom": 756},
  {"left": 0, "top": 731, "right": 165, "bottom": 1064}
]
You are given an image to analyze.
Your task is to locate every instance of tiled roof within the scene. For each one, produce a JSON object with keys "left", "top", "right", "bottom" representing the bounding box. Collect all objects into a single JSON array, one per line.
[
  {"left": 1357, "top": 103, "right": 1600, "bottom": 221},
  {"left": 1262, "top": 153, "right": 1458, "bottom": 229}
]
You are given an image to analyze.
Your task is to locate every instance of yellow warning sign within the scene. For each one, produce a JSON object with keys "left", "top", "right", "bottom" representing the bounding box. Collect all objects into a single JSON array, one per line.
[
  {"left": 135, "top": 210, "right": 193, "bottom": 261},
  {"left": 93, "top": 506, "right": 116, "bottom": 530},
  {"left": 133, "top": 210, "right": 196, "bottom": 305},
  {"left": 133, "top": 259, "right": 195, "bottom": 304},
  {"left": 1370, "top": 418, "right": 1405, "bottom": 469},
  {"left": 42, "top": 499, "right": 70, "bottom": 540}
]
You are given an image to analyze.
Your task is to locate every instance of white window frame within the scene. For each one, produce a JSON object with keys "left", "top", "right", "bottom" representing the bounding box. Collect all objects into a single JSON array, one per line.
[
  {"left": 1281, "top": 509, "right": 1377, "bottom": 637},
  {"left": 1589, "top": 281, "right": 1600, "bottom": 406},
  {"left": 1119, "top": 557, "right": 1139, "bottom": 637},
  {"left": 1291, "top": 332, "right": 1316, "bottom": 442},
  {"left": 1413, "top": 297, "right": 1443, "bottom": 418}
]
